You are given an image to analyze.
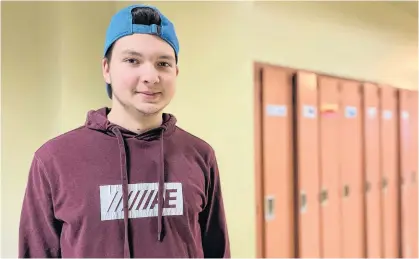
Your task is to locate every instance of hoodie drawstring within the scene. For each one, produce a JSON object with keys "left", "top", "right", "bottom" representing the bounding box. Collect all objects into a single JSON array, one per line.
[
  {"left": 112, "top": 127, "right": 167, "bottom": 258},
  {"left": 112, "top": 128, "right": 131, "bottom": 258},
  {"left": 157, "top": 129, "right": 166, "bottom": 241}
]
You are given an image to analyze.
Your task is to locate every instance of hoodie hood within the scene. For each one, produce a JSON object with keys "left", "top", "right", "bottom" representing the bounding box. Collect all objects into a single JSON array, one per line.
[
  {"left": 86, "top": 107, "right": 177, "bottom": 258},
  {"left": 85, "top": 107, "right": 177, "bottom": 139}
]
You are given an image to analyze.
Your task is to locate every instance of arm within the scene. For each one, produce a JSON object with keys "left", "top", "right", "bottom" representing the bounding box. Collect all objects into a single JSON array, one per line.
[
  {"left": 199, "top": 151, "right": 230, "bottom": 258},
  {"left": 19, "top": 155, "right": 62, "bottom": 258}
]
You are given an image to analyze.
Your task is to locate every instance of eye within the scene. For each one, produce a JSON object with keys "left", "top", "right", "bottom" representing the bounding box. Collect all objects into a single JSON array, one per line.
[
  {"left": 124, "top": 58, "right": 139, "bottom": 64},
  {"left": 157, "top": 62, "right": 171, "bottom": 67}
]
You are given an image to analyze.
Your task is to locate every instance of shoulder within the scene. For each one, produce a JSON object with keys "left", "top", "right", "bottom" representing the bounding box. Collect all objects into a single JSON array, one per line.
[
  {"left": 172, "top": 126, "right": 216, "bottom": 162},
  {"left": 33, "top": 126, "right": 89, "bottom": 164},
  {"left": 174, "top": 126, "right": 215, "bottom": 153}
]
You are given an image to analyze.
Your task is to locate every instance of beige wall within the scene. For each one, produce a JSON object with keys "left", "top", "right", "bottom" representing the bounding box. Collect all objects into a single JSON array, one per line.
[
  {"left": 1, "top": 1, "right": 417, "bottom": 257},
  {"left": 2, "top": 3, "right": 63, "bottom": 257}
]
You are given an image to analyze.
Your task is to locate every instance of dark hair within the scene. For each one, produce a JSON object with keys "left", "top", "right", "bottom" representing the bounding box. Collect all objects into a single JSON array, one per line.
[{"left": 104, "top": 7, "right": 162, "bottom": 62}]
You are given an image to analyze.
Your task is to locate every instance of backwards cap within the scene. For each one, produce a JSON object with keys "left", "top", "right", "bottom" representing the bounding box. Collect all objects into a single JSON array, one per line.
[{"left": 103, "top": 4, "right": 180, "bottom": 98}]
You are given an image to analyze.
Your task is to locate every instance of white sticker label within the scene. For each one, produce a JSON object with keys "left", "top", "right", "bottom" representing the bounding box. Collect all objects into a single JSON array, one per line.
[
  {"left": 266, "top": 105, "right": 287, "bottom": 117},
  {"left": 367, "top": 107, "right": 376, "bottom": 118},
  {"left": 303, "top": 105, "right": 317, "bottom": 118},
  {"left": 345, "top": 106, "right": 357, "bottom": 118},
  {"left": 383, "top": 110, "right": 392, "bottom": 120},
  {"left": 402, "top": 111, "right": 409, "bottom": 119}
]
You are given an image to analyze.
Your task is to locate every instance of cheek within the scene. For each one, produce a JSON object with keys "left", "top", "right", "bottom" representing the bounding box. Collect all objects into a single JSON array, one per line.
[
  {"left": 162, "top": 78, "right": 176, "bottom": 96},
  {"left": 112, "top": 67, "right": 138, "bottom": 91}
]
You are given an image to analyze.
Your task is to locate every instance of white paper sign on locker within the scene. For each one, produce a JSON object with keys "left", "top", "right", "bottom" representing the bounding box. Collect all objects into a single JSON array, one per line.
[
  {"left": 345, "top": 106, "right": 357, "bottom": 118},
  {"left": 383, "top": 110, "right": 392, "bottom": 120},
  {"left": 303, "top": 105, "right": 316, "bottom": 118},
  {"left": 367, "top": 107, "right": 376, "bottom": 118},
  {"left": 266, "top": 104, "right": 287, "bottom": 117}
]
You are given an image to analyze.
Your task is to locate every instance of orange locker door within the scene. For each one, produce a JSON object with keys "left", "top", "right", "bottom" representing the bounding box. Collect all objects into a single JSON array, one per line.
[
  {"left": 408, "top": 91, "right": 418, "bottom": 258},
  {"left": 399, "top": 89, "right": 412, "bottom": 258},
  {"left": 294, "top": 71, "right": 321, "bottom": 258},
  {"left": 363, "top": 83, "right": 382, "bottom": 258},
  {"left": 261, "top": 66, "right": 295, "bottom": 258},
  {"left": 340, "top": 80, "right": 365, "bottom": 258},
  {"left": 318, "top": 76, "right": 341, "bottom": 258},
  {"left": 380, "top": 85, "right": 401, "bottom": 258}
]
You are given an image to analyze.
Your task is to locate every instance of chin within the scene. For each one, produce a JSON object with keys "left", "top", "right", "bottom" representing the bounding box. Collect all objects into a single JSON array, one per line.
[{"left": 133, "top": 103, "right": 165, "bottom": 116}]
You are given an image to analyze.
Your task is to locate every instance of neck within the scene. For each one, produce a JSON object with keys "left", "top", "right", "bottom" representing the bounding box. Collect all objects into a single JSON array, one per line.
[{"left": 107, "top": 104, "right": 163, "bottom": 134}]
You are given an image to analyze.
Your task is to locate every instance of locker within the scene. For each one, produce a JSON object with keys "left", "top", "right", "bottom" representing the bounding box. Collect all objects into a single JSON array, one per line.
[
  {"left": 339, "top": 80, "right": 365, "bottom": 258},
  {"left": 380, "top": 85, "right": 400, "bottom": 258},
  {"left": 399, "top": 90, "right": 418, "bottom": 258},
  {"left": 260, "top": 66, "right": 295, "bottom": 258},
  {"left": 318, "top": 76, "right": 342, "bottom": 257},
  {"left": 362, "top": 83, "right": 382, "bottom": 258},
  {"left": 399, "top": 88, "right": 413, "bottom": 258},
  {"left": 409, "top": 91, "right": 418, "bottom": 259},
  {"left": 294, "top": 71, "right": 321, "bottom": 258}
]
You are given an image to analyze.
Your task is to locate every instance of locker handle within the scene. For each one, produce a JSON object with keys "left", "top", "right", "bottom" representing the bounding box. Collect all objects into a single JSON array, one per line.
[
  {"left": 365, "top": 181, "right": 371, "bottom": 192},
  {"left": 382, "top": 177, "right": 388, "bottom": 190},
  {"left": 412, "top": 171, "right": 416, "bottom": 183},
  {"left": 320, "top": 189, "right": 328, "bottom": 205},
  {"left": 265, "top": 195, "right": 275, "bottom": 220},
  {"left": 400, "top": 176, "right": 405, "bottom": 186},
  {"left": 300, "top": 191, "right": 307, "bottom": 213},
  {"left": 343, "top": 185, "right": 350, "bottom": 197}
]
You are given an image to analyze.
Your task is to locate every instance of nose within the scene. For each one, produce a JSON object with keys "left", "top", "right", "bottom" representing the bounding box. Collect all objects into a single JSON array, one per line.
[{"left": 139, "top": 62, "right": 160, "bottom": 85}]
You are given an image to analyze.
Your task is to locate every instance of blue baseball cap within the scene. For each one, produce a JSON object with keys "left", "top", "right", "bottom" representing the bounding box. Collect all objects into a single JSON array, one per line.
[{"left": 103, "top": 4, "right": 180, "bottom": 98}]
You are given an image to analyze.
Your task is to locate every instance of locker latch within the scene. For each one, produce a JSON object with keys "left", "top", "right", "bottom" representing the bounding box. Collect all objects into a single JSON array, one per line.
[
  {"left": 343, "top": 185, "right": 350, "bottom": 197},
  {"left": 365, "top": 181, "right": 371, "bottom": 192},
  {"left": 300, "top": 191, "right": 307, "bottom": 213},
  {"left": 382, "top": 177, "right": 388, "bottom": 190},
  {"left": 320, "top": 188, "right": 328, "bottom": 205},
  {"left": 265, "top": 195, "right": 275, "bottom": 220}
]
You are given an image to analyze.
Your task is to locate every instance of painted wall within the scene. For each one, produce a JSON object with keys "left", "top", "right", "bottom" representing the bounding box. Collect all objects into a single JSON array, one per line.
[{"left": 1, "top": 1, "right": 417, "bottom": 257}]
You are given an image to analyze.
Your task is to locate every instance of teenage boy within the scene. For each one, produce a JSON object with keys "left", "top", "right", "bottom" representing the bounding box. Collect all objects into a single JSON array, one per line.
[{"left": 18, "top": 4, "right": 230, "bottom": 258}]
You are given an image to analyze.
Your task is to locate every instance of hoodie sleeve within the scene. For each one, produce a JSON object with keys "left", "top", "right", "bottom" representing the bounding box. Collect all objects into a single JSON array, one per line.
[
  {"left": 199, "top": 151, "right": 231, "bottom": 258},
  {"left": 19, "top": 154, "right": 62, "bottom": 258}
]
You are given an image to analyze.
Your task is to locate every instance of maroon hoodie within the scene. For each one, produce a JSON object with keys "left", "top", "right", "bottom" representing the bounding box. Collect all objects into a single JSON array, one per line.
[{"left": 19, "top": 107, "right": 230, "bottom": 258}]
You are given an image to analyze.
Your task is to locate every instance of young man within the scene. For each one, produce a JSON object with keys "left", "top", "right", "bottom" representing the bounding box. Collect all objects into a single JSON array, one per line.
[{"left": 18, "top": 4, "right": 230, "bottom": 258}]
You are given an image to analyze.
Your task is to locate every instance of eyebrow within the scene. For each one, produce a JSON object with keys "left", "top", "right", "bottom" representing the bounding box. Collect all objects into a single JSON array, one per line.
[
  {"left": 122, "top": 50, "right": 143, "bottom": 56},
  {"left": 122, "top": 50, "right": 175, "bottom": 62},
  {"left": 159, "top": 55, "right": 176, "bottom": 62}
]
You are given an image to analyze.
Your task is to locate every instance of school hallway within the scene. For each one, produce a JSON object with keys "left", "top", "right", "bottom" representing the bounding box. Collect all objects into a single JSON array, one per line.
[{"left": 1, "top": 1, "right": 417, "bottom": 258}]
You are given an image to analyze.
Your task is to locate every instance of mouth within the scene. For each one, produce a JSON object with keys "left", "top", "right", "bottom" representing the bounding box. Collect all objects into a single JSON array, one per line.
[{"left": 136, "top": 91, "right": 162, "bottom": 99}]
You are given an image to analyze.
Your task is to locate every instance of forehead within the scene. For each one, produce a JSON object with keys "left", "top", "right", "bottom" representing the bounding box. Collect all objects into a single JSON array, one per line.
[{"left": 112, "top": 34, "right": 175, "bottom": 58}]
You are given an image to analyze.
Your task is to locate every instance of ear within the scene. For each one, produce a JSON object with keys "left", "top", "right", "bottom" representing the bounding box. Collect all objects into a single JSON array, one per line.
[
  {"left": 176, "top": 65, "right": 179, "bottom": 77},
  {"left": 102, "top": 58, "right": 111, "bottom": 84}
]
